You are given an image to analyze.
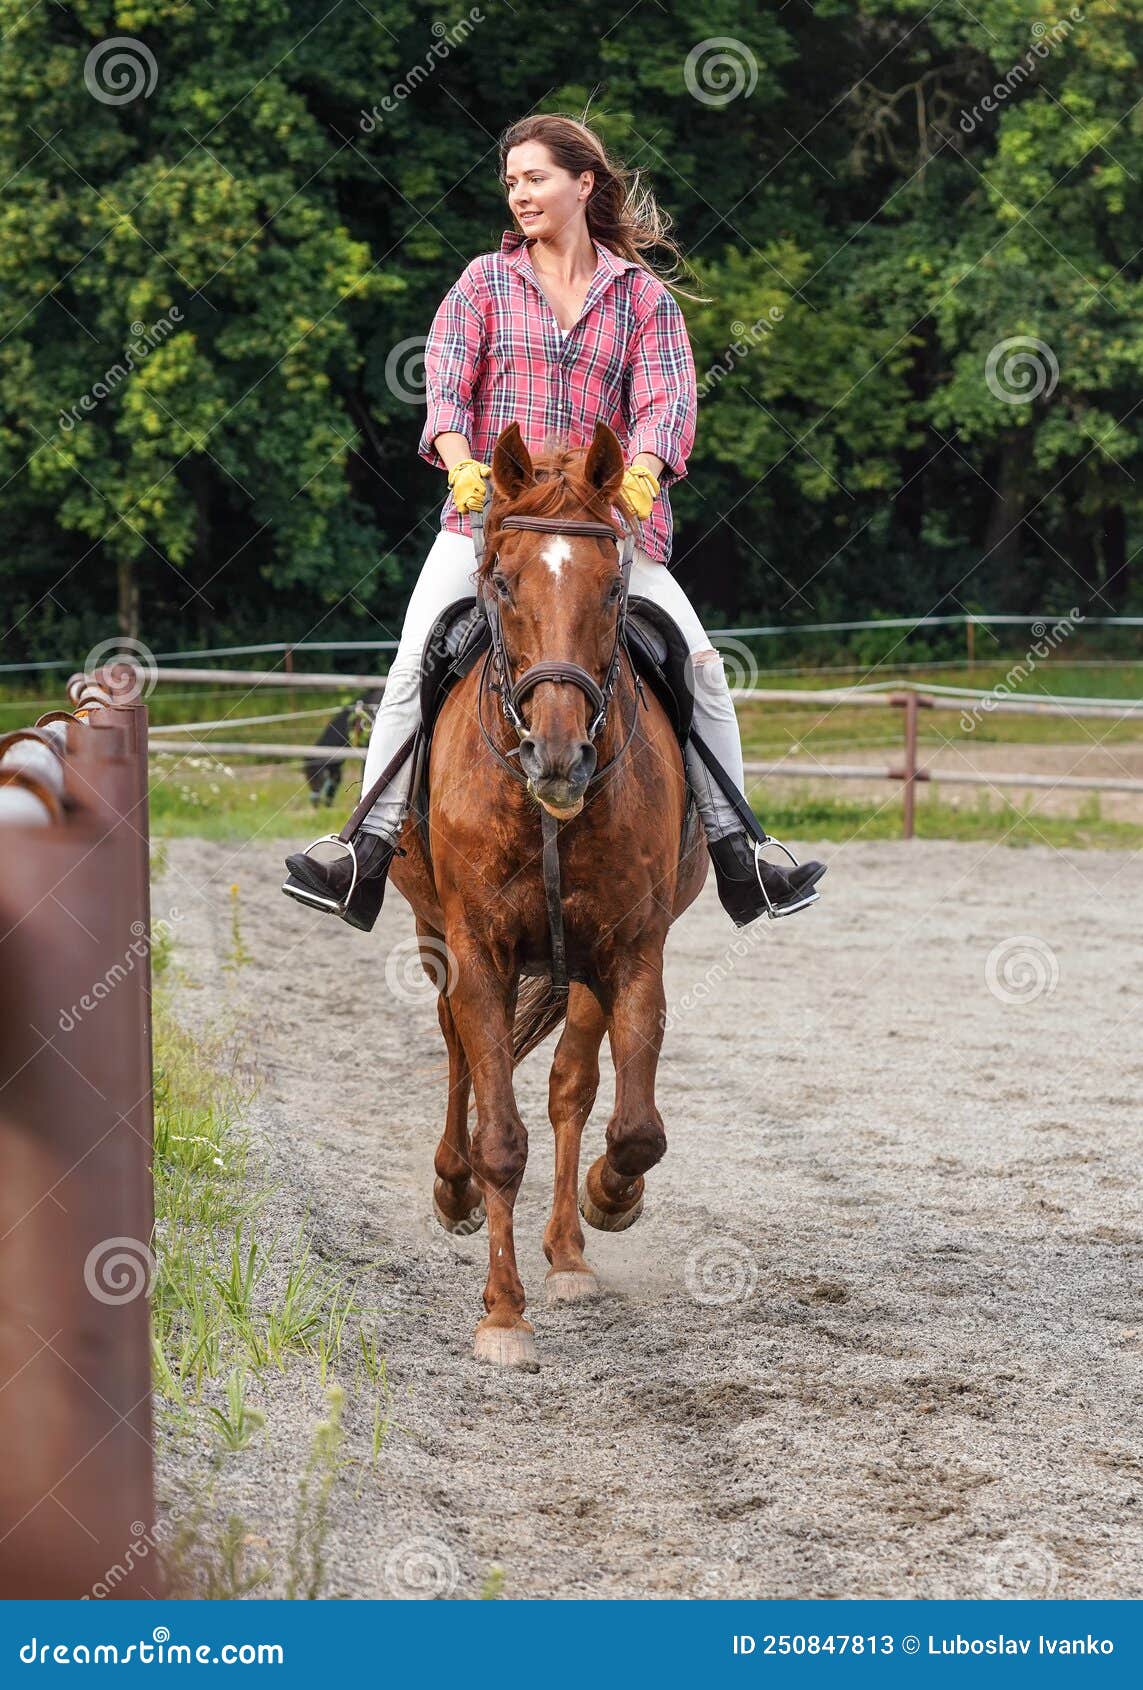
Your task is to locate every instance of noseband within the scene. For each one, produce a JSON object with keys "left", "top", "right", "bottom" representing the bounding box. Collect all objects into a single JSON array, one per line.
[{"left": 471, "top": 504, "right": 637, "bottom": 747}]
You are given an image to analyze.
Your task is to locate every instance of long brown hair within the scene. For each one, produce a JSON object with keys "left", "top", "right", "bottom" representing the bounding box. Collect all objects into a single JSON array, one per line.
[{"left": 498, "top": 113, "right": 711, "bottom": 304}]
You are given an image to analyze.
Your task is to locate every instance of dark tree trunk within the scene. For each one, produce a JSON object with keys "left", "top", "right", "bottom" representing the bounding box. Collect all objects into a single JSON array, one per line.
[
  {"left": 186, "top": 460, "right": 214, "bottom": 640},
  {"left": 116, "top": 556, "right": 140, "bottom": 640},
  {"left": 896, "top": 323, "right": 937, "bottom": 547},
  {"left": 981, "top": 435, "right": 1028, "bottom": 587},
  {"left": 1102, "top": 504, "right": 1128, "bottom": 608},
  {"left": 1063, "top": 500, "right": 1100, "bottom": 601}
]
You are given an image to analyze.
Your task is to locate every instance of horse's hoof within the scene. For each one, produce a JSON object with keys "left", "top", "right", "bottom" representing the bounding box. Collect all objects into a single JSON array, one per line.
[
  {"left": 546, "top": 1268, "right": 601, "bottom": 1303},
  {"left": 433, "top": 1192, "right": 485, "bottom": 1236},
  {"left": 579, "top": 1177, "right": 644, "bottom": 1233},
  {"left": 473, "top": 1324, "right": 539, "bottom": 1371}
]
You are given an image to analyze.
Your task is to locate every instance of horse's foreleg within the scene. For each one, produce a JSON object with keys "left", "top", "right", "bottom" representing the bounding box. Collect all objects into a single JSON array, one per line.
[
  {"left": 431, "top": 987, "right": 484, "bottom": 1235},
  {"left": 581, "top": 953, "right": 667, "bottom": 1232},
  {"left": 445, "top": 934, "right": 535, "bottom": 1368},
  {"left": 544, "top": 982, "right": 607, "bottom": 1301}
]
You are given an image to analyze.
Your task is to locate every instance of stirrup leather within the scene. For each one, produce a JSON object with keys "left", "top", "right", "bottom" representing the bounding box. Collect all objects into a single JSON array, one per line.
[{"left": 280, "top": 833, "right": 359, "bottom": 914}]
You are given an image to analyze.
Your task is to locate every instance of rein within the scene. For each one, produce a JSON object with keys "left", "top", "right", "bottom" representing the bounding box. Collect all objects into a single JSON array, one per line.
[{"left": 470, "top": 495, "right": 643, "bottom": 997}]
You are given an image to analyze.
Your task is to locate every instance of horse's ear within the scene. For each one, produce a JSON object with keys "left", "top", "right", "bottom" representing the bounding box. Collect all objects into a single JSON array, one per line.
[
  {"left": 583, "top": 422, "right": 626, "bottom": 498},
  {"left": 491, "top": 423, "right": 535, "bottom": 501}
]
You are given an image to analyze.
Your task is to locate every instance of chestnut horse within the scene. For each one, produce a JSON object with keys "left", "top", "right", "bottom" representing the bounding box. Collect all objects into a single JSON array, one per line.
[{"left": 390, "top": 420, "right": 707, "bottom": 1368}]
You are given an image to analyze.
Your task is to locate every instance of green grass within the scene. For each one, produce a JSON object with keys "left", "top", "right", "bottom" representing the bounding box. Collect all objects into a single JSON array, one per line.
[
  {"left": 150, "top": 934, "right": 394, "bottom": 1598},
  {"left": 151, "top": 995, "right": 365, "bottom": 1405},
  {"left": 759, "top": 788, "right": 1143, "bottom": 851}
]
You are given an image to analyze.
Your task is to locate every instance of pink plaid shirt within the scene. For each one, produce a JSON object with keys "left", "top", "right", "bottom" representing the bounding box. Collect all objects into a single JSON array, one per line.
[{"left": 417, "top": 230, "right": 697, "bottom": 563}]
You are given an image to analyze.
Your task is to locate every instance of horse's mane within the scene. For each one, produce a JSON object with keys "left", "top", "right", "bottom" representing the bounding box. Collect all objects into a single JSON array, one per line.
[{"left": 479, "top": 444, "right": 634, "bottom": 581}]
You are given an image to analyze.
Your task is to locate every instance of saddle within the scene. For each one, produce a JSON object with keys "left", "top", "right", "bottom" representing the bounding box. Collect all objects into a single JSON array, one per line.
[{"left": 419, "top": 594, "right": 695, "bottom": 746}]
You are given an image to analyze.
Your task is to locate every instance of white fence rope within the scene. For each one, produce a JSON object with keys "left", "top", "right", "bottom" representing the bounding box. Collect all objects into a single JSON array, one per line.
[{"left": 4, "top": 610, "right": 1141, "bottom": 676}]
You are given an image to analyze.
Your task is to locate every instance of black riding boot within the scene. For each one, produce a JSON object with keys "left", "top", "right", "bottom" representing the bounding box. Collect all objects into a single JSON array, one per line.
[
  {"left": 281, "top": 829, "right": 400, "bottom": 932},
  {"left": 708, "top": 830, "right": 826, "bottom": 926}
]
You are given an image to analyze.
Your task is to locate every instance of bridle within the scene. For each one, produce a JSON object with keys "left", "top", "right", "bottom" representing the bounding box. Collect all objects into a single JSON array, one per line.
[
  {"left": 470, "top": 497, "right": 643, "bottom": 784},
  {"left": 469, "top": 489, "right": 645, "bottom": 998}
]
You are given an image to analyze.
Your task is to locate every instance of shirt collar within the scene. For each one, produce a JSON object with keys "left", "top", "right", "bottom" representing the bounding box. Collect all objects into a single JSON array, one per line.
[{"left": 499, "top": 229, "right": 640, "bottom": 277}]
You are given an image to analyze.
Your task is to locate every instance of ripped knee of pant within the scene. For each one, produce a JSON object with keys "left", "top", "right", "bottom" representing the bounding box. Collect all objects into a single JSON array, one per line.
[{"left": 691, "top": 647, "right": 731, "bottom": 700}]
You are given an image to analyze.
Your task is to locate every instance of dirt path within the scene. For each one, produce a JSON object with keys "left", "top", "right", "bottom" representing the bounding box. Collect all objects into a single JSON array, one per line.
[{"left": 155, "top": 835, "right": 1143, "bottom": 1601}]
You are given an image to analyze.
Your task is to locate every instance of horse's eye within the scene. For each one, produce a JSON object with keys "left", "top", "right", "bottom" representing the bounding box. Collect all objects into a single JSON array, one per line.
[
  {"left": 492, "top": 573, "right": 511, "bottom": 600},
  {"left": 607, "top": 577, "right": 624, "bottom": 602}
]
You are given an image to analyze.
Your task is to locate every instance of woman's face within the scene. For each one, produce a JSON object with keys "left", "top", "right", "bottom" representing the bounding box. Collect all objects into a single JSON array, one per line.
[{"left": 504, "top": 142, "right": 593, "bottom": 240}]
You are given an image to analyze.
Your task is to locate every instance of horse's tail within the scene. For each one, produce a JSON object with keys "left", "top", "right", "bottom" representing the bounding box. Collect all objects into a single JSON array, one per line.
[{"left": 510, "top": 973, "right": 570, "bottom": 1068}]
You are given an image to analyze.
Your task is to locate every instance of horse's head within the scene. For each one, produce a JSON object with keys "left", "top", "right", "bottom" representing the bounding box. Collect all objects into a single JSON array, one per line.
[{"left": 481, "top": 421, "right": 633, "bottom": 820}]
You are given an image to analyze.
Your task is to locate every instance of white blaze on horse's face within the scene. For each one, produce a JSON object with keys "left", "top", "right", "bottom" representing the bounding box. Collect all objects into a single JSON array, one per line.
[{"left": 541, "top": 535, "right": 572, "bottom": 585}]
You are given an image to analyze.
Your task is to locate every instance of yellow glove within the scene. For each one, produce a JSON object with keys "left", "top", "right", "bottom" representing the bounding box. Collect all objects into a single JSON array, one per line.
[
  {"left": 620, "top": 463, "right": 661, "bottom": 520},
  {"left": 447, "top": 457, "right": 492, "bottom": 512}
]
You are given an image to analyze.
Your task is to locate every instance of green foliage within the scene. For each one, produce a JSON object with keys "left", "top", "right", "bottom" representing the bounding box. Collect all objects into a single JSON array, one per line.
[{"left": 2, "top": 0, "right": 1141, "bottom": 657}]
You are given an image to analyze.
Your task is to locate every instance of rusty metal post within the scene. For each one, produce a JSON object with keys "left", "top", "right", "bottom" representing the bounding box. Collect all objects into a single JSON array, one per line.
[
  {"left": 889, "top": 691, "right": 933, "bottom": 840},
  {"left": 0, "top": 678, "right": 156, "bottom": 1598}
]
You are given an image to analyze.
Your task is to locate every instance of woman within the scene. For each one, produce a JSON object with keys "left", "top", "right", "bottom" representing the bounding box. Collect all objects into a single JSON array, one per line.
[{"left": 284, "top": 113, "right": 826, "bottom": 931}]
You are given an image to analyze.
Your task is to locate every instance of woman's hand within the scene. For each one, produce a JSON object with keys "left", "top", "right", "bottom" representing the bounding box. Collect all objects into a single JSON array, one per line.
[
  {"left": 447, "top": 457, "right": 493, "bottom": 512},
  {"left": 620, "top": 462, "right": 661, "bottom": 520}
]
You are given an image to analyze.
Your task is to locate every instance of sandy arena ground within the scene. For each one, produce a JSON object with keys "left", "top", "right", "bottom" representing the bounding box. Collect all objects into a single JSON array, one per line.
[{"left": 154, "top": 834, "right": 1143, "bottom": 1601}]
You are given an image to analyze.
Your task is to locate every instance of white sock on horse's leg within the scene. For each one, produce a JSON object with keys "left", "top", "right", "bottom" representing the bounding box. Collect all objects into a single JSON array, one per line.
[{"left": 686, "top": 649, "right": 749, "bottom": 842}]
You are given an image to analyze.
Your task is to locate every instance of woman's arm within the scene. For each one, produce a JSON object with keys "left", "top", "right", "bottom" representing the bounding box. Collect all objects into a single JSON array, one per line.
[
  {"left": 631, "top": 450, "right": 665, "bottom": 480},
  {"left": 622, "top": 289, "right": 697, "bottom": 487},
  {"left": 418, "top": 266, "right": 486, "bottom": 473},
  {"left": 432, "top": 431, "right": 475, "bottom": 474}
]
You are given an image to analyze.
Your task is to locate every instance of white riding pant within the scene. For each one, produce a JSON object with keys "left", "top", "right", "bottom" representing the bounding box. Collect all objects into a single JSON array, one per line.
[{"left": 359, "top": 529, "right": 745, "bottom": 843}]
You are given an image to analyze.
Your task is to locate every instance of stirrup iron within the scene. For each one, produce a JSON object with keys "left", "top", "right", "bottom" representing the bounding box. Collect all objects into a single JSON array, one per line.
[
  {"left": 753, "top": 834, "right": 820, "bottom": 921},
  {"left": 280, "top": 833, "right": 359, "bottom": 915}
]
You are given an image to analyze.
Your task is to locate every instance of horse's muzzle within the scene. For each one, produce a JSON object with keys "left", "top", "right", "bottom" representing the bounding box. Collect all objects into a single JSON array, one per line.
[{"left": 518, "top": 733, "right": 596, "bottom": 796}]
